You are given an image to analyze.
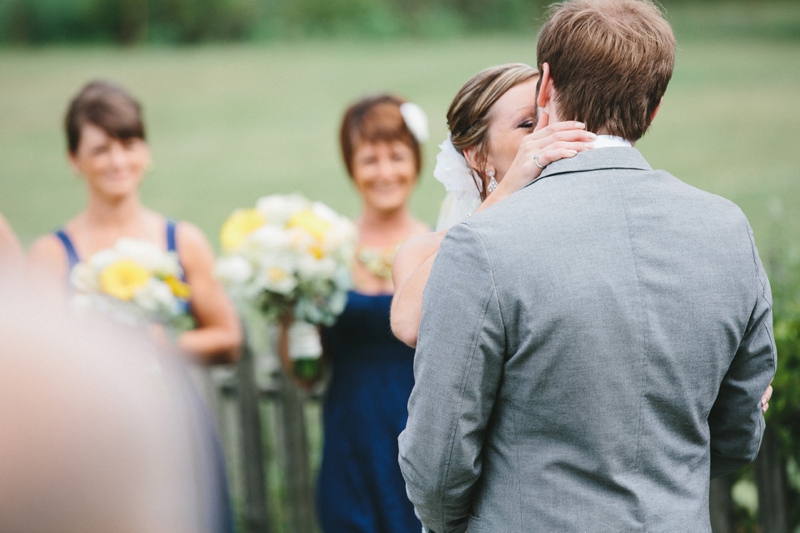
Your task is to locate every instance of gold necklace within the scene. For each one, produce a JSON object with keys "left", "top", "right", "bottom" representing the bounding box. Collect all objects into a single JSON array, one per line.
[{"left": 356, "top": 243, "right": 398, "bottom": 280}]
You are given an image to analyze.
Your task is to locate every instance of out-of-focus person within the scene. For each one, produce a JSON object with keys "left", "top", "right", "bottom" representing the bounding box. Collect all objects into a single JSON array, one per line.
[
  {"left": 0, "top": 273, "right": 220, "bottom": 533},
  {"left": 310, "top": 94, "right": 429, "bottom": 532},
  {"left": 27, "top": 80, "right": 240, "bottom": 365}
]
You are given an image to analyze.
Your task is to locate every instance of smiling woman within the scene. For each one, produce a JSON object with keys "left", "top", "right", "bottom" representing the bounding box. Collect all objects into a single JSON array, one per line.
[
  {"left": 27, "top": 80, "right": 242, "bottom": 367},
  {"left": 301, "top": 93, "right": 428, "bottom": 533}
]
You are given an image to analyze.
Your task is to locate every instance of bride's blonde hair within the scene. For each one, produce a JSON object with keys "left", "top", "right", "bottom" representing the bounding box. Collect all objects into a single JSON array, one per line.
[{"left": 447, "top": 63, "right": 538, "bottom": 199}]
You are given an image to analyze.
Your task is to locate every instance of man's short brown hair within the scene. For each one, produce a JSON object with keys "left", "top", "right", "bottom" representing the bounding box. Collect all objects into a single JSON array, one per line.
[{"left": 536, "top": 0, "right": 675, "bottom": 142}]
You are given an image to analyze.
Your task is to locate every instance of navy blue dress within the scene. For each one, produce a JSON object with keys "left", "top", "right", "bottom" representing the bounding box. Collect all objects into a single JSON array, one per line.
[{"left": 318, "top": 290, "right": 421, "bottom": 533}]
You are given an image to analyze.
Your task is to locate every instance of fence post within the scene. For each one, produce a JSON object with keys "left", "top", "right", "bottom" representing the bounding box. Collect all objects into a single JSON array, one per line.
[
  {"left": 237, "top": 328, "right": 271, "bottom": 533},
  {"left": 278, "top": 377, "right": 317, "bottom": 533},
  {"left": 755, "top": 427, "right": 789, "bottom": 533}
]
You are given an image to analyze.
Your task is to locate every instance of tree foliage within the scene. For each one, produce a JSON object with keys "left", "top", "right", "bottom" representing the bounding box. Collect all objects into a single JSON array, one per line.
[{"left": 4, "top": 0, "right": 797, "bottom": 44}]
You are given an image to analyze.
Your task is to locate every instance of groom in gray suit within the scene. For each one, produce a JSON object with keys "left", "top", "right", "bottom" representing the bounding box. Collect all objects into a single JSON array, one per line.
[{"left": 398, "top": 1, "right": 776, "bottom": 532}]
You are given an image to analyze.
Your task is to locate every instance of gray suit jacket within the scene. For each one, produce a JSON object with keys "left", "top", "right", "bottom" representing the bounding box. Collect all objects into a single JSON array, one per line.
[{"left": 398, "top": 148, "right": 776, "bottom": 533}]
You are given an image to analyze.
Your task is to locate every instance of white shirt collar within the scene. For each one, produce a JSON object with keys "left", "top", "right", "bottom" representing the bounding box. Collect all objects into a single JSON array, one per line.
[{"left": 591, "top": 135, "right": 633, "bottom": 149}]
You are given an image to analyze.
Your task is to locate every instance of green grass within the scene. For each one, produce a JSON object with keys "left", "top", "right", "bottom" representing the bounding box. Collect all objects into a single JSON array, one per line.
[{"left": 1, "top": 35, "right": 799, "bottom": 263}]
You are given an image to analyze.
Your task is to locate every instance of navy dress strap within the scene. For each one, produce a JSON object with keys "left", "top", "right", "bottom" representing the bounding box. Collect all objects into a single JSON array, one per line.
[
  {"left": 166, "top": 219, "right": 178, "bottom": 253},
  {"left": 54, "top": 229, "right": 80, "bottom": 271},
  {"left": 166, "top": 220, "right": 192, "bottom": 315}
]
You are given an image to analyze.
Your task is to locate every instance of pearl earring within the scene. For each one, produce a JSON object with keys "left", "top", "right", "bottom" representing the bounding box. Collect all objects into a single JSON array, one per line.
[{"left": 487, "top": 170, "right": 498, "bottom": 194}]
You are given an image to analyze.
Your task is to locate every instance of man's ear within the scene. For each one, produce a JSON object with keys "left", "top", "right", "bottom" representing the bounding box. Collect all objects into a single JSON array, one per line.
[{"left": 537, "top": 62, "right": 553, "bottom": 110}]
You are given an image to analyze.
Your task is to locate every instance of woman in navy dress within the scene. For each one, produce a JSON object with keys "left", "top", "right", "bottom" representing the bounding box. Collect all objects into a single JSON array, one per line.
[
  {"left": 314, "top": 95, "right": 430, "bottom": 532},
  {"left": 26, "top": 80, "right": 240, "bottom": 533},
  {"left": 27, "top": 80, "right": 241, "bottom": 365}
]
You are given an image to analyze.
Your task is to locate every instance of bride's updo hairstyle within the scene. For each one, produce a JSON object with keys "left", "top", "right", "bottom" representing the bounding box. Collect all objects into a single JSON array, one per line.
[
  {"left": 339, "top": 94, "right": 422, "bottom": 179},
  {"left": 446, "top": 63, "right": 538, "bottom": 199},
  {"left": 65, "top": 80, "right": 145, "bottom": 155}
]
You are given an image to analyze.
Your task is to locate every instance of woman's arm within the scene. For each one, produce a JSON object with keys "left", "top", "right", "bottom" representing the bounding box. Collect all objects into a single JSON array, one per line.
[
  {"left": 391, "top": 232, "right": 446, "bottom": 348},
  {"left": 390, "top": 118, "right": 595, "bottom": 348},
  {"left": 176, "top": 222, "right": 242, "bottom": 365}
]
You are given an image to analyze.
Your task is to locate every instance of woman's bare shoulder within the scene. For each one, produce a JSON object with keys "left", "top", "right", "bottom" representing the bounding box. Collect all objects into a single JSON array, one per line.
[
  {"left": 399, "top": 230, "right": 445, "bottom": 255},
  {"left": 173, "top": 220, "right": 216, "bottom": 271},
  {"left": 28, "top": 233, "right": 64, "bottom": 261}
]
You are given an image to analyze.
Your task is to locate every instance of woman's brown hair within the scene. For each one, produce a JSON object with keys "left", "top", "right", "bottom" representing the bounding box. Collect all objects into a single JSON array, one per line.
[
  {"left": 65, "top": 80, "right": 145, "bottom": 154},
  {"left": 446, "top": 63, "right": 538, "bottom": 199},
  {"left": 339, "top": 94, "right": 422, "bottom": 178}
]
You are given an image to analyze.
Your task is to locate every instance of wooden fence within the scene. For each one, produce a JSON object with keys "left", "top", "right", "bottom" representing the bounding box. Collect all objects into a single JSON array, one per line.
[
  {"left": 196, "top": 322, "right": 795, "bottom": 533},
  {"left": 198, "top": 321, "right": 320, "bottom": 533}
]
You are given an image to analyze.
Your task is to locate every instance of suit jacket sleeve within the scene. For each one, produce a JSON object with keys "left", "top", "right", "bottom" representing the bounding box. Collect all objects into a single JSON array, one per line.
[
  {"left": 709, "top": 222, "right": 777, "bottom": 478},
  {"left": 398, "top": 222, "right": 505, "bottom": 533}
]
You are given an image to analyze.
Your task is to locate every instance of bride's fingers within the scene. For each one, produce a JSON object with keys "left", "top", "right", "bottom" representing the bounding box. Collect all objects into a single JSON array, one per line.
[
  {"left": 529, "top": 131, "right": 596, "bottom": 150},
  {"left": 530, "top": 120, "right": 587, "bottom": 140},
  {"left": 536, "top": 140, "right": 593, "bottom": 154},
  {"left": 519, "top": 139, "right": 592, "bottom": 165},
  {"left": 761, "top": 384, "right": 773, "bottom": 413},
  {"left": 535, "top": 148, "right": 580, "bottom": 167}
]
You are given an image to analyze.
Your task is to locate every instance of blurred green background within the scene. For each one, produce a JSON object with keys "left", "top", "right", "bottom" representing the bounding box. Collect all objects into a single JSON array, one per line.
[{"left": 1, "top": 0, "right": 799, "bottom": 531}]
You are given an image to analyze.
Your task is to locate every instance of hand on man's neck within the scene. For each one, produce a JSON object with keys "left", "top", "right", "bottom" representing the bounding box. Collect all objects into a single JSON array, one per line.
[{"left": 537, "top": 61, "right": 637, "bottom": 147}]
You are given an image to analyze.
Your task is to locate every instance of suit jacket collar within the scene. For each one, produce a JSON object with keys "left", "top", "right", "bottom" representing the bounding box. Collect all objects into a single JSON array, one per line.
[{"left": 526, "top": 147, "right": 651, "bottom": 189}]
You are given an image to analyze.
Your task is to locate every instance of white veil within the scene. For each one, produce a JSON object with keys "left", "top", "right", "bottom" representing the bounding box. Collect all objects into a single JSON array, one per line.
[{"left": 433, "top": 134, "right": 483, "bottom": 231}]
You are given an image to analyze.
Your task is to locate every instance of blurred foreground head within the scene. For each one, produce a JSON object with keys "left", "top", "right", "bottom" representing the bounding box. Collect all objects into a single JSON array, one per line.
[{"left": 0, "top": 272, "right": 211, "bottom": 533}]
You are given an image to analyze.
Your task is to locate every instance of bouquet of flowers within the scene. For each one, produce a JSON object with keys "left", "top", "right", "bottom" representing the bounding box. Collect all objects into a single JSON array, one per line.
[
  {"left": 215, "top": 194, "right": 357, "bottom": 378},
  {"left": 70, "top": 238, "right": 194, "bottom": 333}
]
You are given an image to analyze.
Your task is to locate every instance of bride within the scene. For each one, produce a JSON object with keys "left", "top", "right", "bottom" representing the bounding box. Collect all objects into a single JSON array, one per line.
[{"left": 390, "top": 63, "right": 594, "bottom": 347}]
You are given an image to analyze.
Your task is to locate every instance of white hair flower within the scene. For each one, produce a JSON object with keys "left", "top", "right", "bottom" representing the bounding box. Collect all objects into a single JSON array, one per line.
[{"left": 399, "top": 102, "right": 429, "bottom": 143}]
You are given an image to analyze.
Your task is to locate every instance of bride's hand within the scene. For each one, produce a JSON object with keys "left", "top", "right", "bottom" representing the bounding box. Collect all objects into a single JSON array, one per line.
[
  {"left": 493, "top": 111, "right": 596, "bottom": 198},
  {"left": 761, "top": 383, "right": 773, "bottom": 414}
]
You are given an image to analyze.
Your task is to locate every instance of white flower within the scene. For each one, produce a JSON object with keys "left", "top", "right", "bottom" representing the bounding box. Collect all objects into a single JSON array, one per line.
[
  {"left": 256, "top": 257, "right": 298, "bottom": 295},
  {"left": 256, "top": 194, "right": 310, "bottom": 226},
  {"left": 70, "top": 262, "right": 98, "bottom": 293},
  {"left": 116, "top": 238, "right": 178, "bottom": 274},
  {"left": 400, "top": 102, "right": 429, "bottom": 143},
  {"left": 89, "top": 248, "right": 118, "bottom": 271},
  {"left": 248, "top": 225, "right": 293, "bottom": 253},
  {"left": 297, "top": 256, "right": 336, "bottom": 280},
  {"left": 134, "top": 279, "right": 174, "bottom": 314},
  {"left": 215, "top": 255, "right": 253, "bottom": 285}
]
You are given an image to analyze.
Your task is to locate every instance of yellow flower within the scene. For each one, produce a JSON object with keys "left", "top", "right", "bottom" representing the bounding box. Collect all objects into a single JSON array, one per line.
[
  {"left": 287, "top": 209, "right": 332, "bottom": 241},
  {"left": 220, "top": 209, "right": 267, "bottom": 252},
  {"left": 268, "top": 267, "right": 289, "bottom": 283},
  {"left": 99, "top": 259, "right": 150, "bottom": 301},
  {"left": 165, "top": 275, "right": 192, "bottom": 300}
]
